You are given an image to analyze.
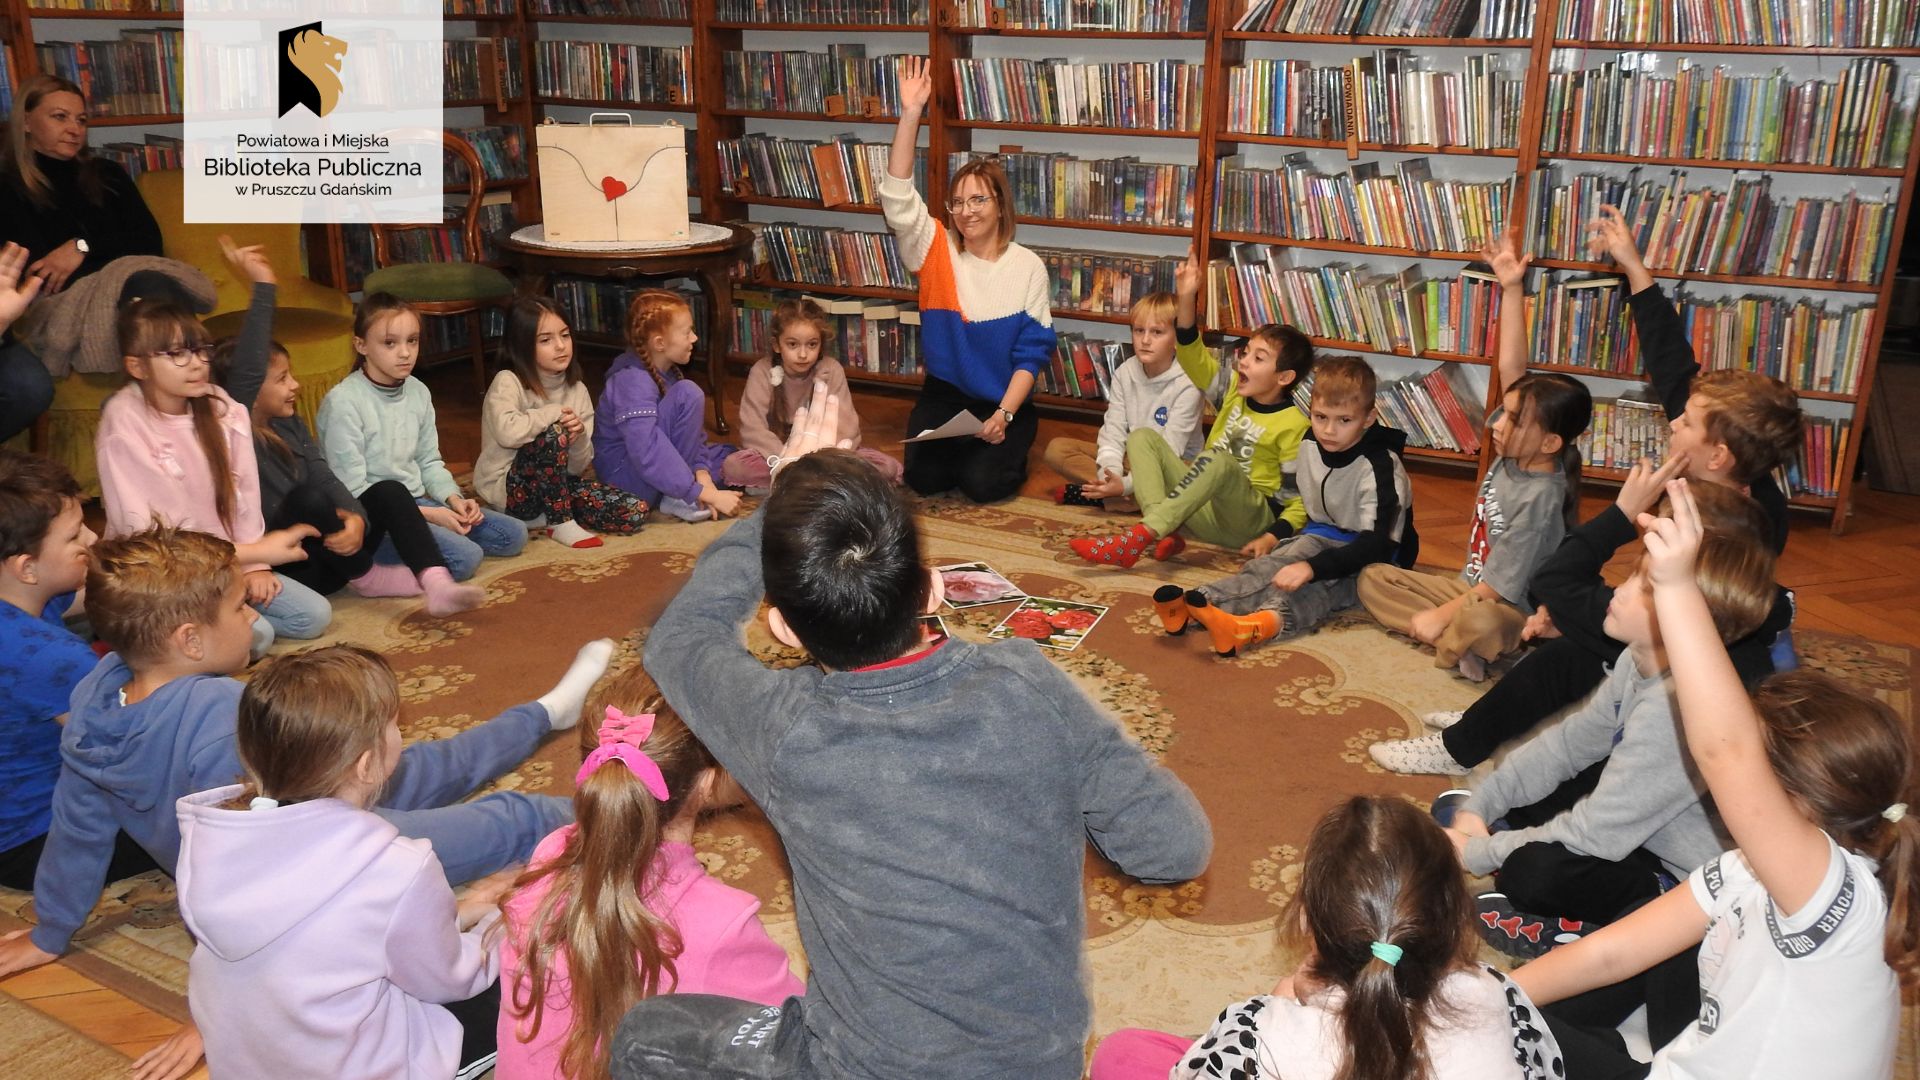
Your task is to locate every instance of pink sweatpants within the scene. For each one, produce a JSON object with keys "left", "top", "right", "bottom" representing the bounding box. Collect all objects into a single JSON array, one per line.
[{"left": 1089, "top": 1028, "right": 1194, "bottom": 1080}]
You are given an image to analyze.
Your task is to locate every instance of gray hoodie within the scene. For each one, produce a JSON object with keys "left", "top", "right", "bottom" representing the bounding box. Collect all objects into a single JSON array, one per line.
[{"left": 1462, "top": 652, "right": 1730, "bottom": 879}]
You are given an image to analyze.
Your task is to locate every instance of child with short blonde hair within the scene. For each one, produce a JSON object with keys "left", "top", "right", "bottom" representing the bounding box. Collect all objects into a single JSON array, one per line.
[
  {"left": 720, "top": 297, "right": 901, "bottom": 493},
  {"left": 498, "top": 666, "right": 801, "bottom": 1080},
  {"left": 593, "top": 290, "right": 741, "bottom": 522},
  {"left": 1043, "top": 290, "right": 1203, "bottom": 511}
]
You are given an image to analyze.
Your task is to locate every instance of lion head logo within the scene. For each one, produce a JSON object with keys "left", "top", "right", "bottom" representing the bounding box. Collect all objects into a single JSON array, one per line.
[{"left": 278, "top": 23, "right": 348, "bottom": 118}]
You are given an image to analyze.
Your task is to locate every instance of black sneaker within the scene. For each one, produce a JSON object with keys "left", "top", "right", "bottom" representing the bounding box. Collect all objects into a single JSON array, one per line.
[
  {"left": 1474, "top": 892, "right": 1590, "bottom": 961},
  {"left": 1430, "top": 788, "right": 1474, "bottom": 829}
]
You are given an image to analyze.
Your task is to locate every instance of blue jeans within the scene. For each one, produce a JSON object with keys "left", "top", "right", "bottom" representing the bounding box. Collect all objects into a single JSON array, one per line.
[
  {"left": 0, "top": 342, "right": 53, "bottom": 443},
  {"left": 254, "top": 573, "right": 332, "bottom": 640},
  {"left": 374, "top": 702, "right": 573, "bottom": 884},
  {"left": 375, "top": 497, "right": 528, "bottom": 580}
]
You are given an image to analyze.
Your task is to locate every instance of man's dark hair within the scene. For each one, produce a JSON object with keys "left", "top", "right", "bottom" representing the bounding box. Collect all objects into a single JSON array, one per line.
[{"left": 763, "top": 450, "right": 927, "bottom": 670}]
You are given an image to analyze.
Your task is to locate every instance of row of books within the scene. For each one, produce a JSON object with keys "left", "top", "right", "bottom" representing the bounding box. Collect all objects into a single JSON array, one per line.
[
  {"left": 555, "top": 279, "right": 707, "bottom": 342},
  {"left": 446, "top": 0, "right": 517, "bottom": 14},
  {"left": 733, "top": 290, "right": 925, "bottom": 377},
  {"left": 1032, "top": 247, "right": 1181, "bottom": 318},
  {"left": 1579, "top": 396, "right": 1844, "bottom": 499},
  {"left": 420, "top": 308, "right": 509, "bottom": 354},
  {"left": 717, "top": 134, "right": 924, "bottom": 206},
  {"left": 1785, "top": 414, "right": 1847, "bottom": 498},
  {"left": 1540, "top": 53, "right": 1919, "bottom": 171},
  {"left": 715, "top": 0, "right": 921, "bottom": 21},
  {"left": 1525, "top": 165, "right": 1898, "bottom": 283},
  {"left": 531, "top": 41, "right": 689, "bottom": 105},
  {"left": 951, "top": 57, "right": 1204, "bottom": 131},
  {"left": 1373, "top": 365, "right": 1489, "bottom": 453},
  {"left": 750, "top": 222, "right": 915, "bottom": 290},
  {"left": 447, "top": 124, "right": 528, "bottom": 184},
  {"left": 341, "top": 200, "right": 516, "bottom": 287},
  {"left": 1526, "top": 274, "right": 1871, "bottom": 393},
  {"left": 0, "top": 48, "right": 12, "bottom": 117},
  {"left": 36, "top": 28, "right": 182, "bottom": 118},
  {"left": 955, "top": 150, "right": 1197, "bottom": 228},
  {"left": 1234, "top": 0, "right": 1533, "bottom": 39},
  {"left": 94, "top": 132, "right": 183, "bottom": 177},
  {"left": 1212, "top": 154, "right": 1512, "bottom": 255},
  {"left": 1553, "top": 0, "right": 1920, "bottom": 48},
  {"left": 1223, "top": 53, "right": 1524, "bottom": 149},
  {"left": 526, "top": 0, "right": 687, "bottom": 15},
  {"left": 723, "top": 47, "right": 902, "bottom": 116},
  {"left": 447, "top": 37, "right": 525, "bottom": 103},
  {"left": 951, "top": 0, "right": 1204, "bottom": 31}
]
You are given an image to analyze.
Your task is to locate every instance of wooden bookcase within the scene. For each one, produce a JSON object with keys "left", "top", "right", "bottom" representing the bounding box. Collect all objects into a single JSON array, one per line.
[{"left": 4, "top": 0, "right": 1915, "bottom": 531}]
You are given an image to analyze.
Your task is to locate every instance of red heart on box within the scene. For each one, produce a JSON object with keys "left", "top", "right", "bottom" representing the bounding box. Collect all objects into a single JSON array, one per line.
[{"left": 600, "top": 176, "right": 628, "bottom": 201}]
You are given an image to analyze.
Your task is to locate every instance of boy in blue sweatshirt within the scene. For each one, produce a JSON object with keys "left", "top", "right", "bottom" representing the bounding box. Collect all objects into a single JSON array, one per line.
[
  {"left": 0, "top": 524, "right": 609, "bottom": 981},
  {"left": 620, "top": 381, "right": 1212, "bottom": 1080},
  {"left": 1151, "top": 357, "right": 1417, "bottom": 657}
]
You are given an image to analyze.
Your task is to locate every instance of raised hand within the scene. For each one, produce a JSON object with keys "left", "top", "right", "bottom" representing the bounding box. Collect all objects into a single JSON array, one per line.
[
  {"left": 1615, "top": 454, "right": 1690, "bottom": 520},
  {"left": 218, "top": 234, "right": 277, "bottom": 286},
  {"left": 898, "top": 55, "right": 934, "bottom": 114},
  {"left": 1585, "top": 205, "right": 1639, "bottom": 265},
  {"left": 1174, "top": 242, "right": 1202, "bottom": 302},
  {"left": 1480, "top": 229, "right": 1532, "bottom": 290},
  {"left": 1638, "top": 479, "right": 1705, "bottom": 589},
  {"left": 0, "top": 242, "right": 46, "bottom": 329}
]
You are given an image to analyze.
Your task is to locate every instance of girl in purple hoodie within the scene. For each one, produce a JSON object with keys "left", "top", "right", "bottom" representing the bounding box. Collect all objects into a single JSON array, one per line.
[{"left": 175, "top": 645, "right": 517, "bottom": 1080}]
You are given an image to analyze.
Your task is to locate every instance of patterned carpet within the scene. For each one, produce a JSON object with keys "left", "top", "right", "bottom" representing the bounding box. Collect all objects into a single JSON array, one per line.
[{"left": 2, "top": 494, "right": 1915, "bottom": 1073}]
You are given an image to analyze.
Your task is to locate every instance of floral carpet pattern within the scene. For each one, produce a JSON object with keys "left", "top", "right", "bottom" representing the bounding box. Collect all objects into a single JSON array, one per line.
[{"left": 2, "top": 495, "right": 1914, "bottom": 1072}]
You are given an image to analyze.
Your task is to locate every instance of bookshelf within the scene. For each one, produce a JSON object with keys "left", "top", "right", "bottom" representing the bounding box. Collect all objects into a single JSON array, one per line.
[{"left": 4, "top": 0, "right": 1914, "bottom": 529}]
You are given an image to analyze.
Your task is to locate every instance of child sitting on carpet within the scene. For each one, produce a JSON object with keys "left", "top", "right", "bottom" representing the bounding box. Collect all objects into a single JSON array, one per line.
[
  {"left": 1514, "top": 480, "right": 1916, "bottom": 1080},
  {"left": 1090, "top": 796, "right": 1564, "bottom": 1080},
  {"left": 619, "top": 380, "right": 1211, "bottom": 1080},
  {"left": 1152, "top": 356, "right": 1415, "bottom": 657},
  {"left": 496, "top": 666, "right": 803, "bottom": 1080},
  {"left": 175, "top": 645, "right": 513, "bottom": 1080},
  {"left": 593, "top": 289, "right": 741, "bottom": 523},
  {"left": 1358, "top": 234, "right": 1592, "bottom": 680},
  {"left": 0, "top": 450, "right": 106, "bottom": 894},
  {"left": 1042, "top": 289, "right": 1204, "bottom": 511},
  {"left": 0, "top": 524, "right": 604, "bottom": 987},
  {"left": 212, "top": 326, "right": 486, "bottom": 619},
  {"left": 318, "top": 293, "right": 529, "bottom": 580},
  {"left": 1443, "top": 492, "right": 1776, "bottom": 969},
  {"left": 475, "top": 295, "right": 652, "bottom": 549},
  {"left": 1070, "top": 246, "right": 1312, "bottom": 566},
  {"left": 720, "top": 297, "right": 902, "bottom": 494}
]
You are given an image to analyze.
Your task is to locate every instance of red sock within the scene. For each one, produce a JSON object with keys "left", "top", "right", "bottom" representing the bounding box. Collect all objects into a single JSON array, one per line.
[{"left": 1069, "top": 523, "right": 1156, "bottom": 569}]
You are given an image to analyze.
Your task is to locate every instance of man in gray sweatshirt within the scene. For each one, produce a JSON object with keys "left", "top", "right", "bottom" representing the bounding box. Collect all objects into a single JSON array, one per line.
[{"left": 620, "top": 429, "right": 1212, "bottom": 1079}]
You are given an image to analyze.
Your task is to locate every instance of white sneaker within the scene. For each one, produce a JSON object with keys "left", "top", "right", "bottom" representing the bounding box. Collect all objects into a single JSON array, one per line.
[
  {"left": 1423, "top": 709, "right": 1466, "bottom": 731},
  {"left": 1369, "top": 732, "right": 1468, "bottom": 776},
  {"left": 656, "top": 496, "right": 713, "bottom": 522}
]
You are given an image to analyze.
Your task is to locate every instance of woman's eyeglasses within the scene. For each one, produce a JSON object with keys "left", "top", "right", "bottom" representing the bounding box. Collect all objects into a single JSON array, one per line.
[{"left": 946, "top": 194, "right": 996, "bottom": 212}]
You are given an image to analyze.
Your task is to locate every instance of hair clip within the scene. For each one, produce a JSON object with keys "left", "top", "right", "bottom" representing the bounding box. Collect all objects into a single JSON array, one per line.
[{"left": 577, "top": 706, "right": 669, "bottom": 800}]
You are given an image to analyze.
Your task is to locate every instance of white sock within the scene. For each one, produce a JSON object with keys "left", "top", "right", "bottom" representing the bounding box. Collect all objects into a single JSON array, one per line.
[
  {"left": 550, "top": 519, "right": 600, "bottom": 547},
  {"left": 537, "top": 638, "right": 616, "bottom": 730}
]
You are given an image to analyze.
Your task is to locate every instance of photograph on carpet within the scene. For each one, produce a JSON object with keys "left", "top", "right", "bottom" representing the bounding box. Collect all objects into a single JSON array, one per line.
[
  {"left": 918, "top": 614, "right": 951, "bottom": 643},
  {"left": 988, "top": 596, "right": 1109, "bottom": 652},
  {"left": 938, "top": 561, "right": 1026, "bottom": 608}
]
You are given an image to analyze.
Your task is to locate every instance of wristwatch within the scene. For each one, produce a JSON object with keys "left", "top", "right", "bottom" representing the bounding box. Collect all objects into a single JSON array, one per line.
[
  {"left": 999, "top": 408, "right": 1015, "bottom": 423},
  {"left": 73, "top": 238, "right": 89, "bottom": 254}
]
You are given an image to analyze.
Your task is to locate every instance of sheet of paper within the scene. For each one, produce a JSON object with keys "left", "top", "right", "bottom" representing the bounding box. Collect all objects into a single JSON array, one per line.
[{"left": 903, "top": 409, "right": 984, "bottom": 443}]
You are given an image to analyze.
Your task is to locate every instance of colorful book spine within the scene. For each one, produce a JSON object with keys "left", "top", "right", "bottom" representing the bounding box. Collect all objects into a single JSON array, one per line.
[
  {"left": 950, "top": 57, "right": 1204, "bottom": 131},
  {"left": 955, "top": 149, "right": 1195, "bottom": 228},
  {"left": 1213, "top": 154, "right": 1511, "bottom": 253},
  {"left": 1554, "top": 0, "right": 1920, "bottom": 48},
  {"left": 532, "top": 41, "right": 691, "bottom": 105},
  {"left": 715, "top": 0, "right": 922, "bottom": 21},
  {"left": 718, "top": 134, "right": 923, "bottom": 205},
  {"left": 528, "top": 0, "right": 686, "bottom": 16},
  {"left": 754, "top": 222, "right": 914, "bottom": 290},
  {"left": 1223, "top": 52, "right": 1524, "bottom": 149},
  {"left": 724, "top": 47, "right": 902, "bottom": 116},
  {"left": 446, "top": 38, "right": 526, "bottom": 103},
  {"left": 955, "top": 0, "right": 1201, "bottom": 32}
]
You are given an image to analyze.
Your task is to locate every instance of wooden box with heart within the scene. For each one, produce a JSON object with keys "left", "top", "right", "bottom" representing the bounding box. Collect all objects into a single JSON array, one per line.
[{"left": 534, "top": 114, "right": 690, "bottom": 244}]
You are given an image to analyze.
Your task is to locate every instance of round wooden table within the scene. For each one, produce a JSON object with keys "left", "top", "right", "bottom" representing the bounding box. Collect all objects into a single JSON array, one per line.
[{"left": 497, "top": 222, "right": 753, "bottom": 434}]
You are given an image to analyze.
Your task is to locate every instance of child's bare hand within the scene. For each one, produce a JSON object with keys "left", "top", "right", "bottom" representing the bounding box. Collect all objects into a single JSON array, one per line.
[
  {"left": 218, "top": 234, "right": 277, "bottom": 286},
  {"left": 1444, "top": 826, "right": 1472, "bottom": 860},
  {"left": 422, "top": 505, "right": 471, "bottom": 534},
  {"left": 0, "top": 928, "right": 57, "bottom": 978},
  {"left": 244, "top": 569, "right": 281, "bottom": 606},
  {"left": 446, "top": 496, "right": 486, "bottom": 529},
  {"left": 1239, "top": 533, "right": 1279, "bottom": 558},
  {"left": 1616, "top": 454, "right": 1689, "bottom": 520},
  {"left": 129, "top": 1020, "right": 202, "bottom": 1080},
  {"left": 323, "top": 511, "right": 366, "bottom": 556},
  {"left": 1408, "top": 607, "right": 1448, "bottom": 645},
  {"left": 700, "top": 486, "right": 743, "bottom": 518},
  {"left": 255, "top": 525, "right": 318, "bottom": 566},
  {"left": 1174, "top": 243, "right": 1202, "bottom": 301},
  {"left": 1270, "top": 562, "right": 1314, "bottom": 591},
  {"left": 1452, "top": 810, "right": 1489, "bottom": 838},
  {"left": 0, "top": 242, "right": 45, "bottom": 329},
  {"left": 1585, "top": 205, "right": 1644, "bottom": 268},
  {"left": 1638, "top": 479, "right": 1705, "bottom": 589},
  {"left": 775, "top": 379, "right": 854, "bottom": 477},
  {"left": 1521, "top": 605, "right": 1560, "bottom": 642},
  {"left": 897, "top": 56, "right": 933, "bottom": 114},
  {"left": 1480, "top": 230, "right": 1531, "bottom": 290},
  {"left": 558, "top": 406, "right": 585, "bottom": 439},
  {"left": 1082, "top": 471, "right": 1126, "bottom": 500}
]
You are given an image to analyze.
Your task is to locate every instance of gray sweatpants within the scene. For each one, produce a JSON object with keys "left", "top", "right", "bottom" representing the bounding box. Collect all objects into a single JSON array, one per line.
[
  {"left": 612, "top": 994, "right": 818, "bottom": 1080},
  {"left": 1197, "top": 533, "right": 1360, "bottom": 636}
]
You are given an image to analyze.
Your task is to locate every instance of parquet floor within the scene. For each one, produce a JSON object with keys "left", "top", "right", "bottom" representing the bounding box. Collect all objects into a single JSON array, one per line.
[{"left": 11, "top": 357, "right": 1918, "bottom": 1074}]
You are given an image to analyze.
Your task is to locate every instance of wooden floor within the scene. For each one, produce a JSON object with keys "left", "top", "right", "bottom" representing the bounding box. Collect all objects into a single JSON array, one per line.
[{"left": 10, "top": 353, "right": 1920, "bottom": 1074}]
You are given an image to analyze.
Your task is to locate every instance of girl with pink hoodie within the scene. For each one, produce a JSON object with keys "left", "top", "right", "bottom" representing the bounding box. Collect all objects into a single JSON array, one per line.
[{"left": 174, "top": 646, "right": 516, "bottom": 1080}]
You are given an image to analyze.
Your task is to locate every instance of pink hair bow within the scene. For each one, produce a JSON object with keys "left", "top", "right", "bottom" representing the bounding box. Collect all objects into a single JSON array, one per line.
[{"left": 576, "top": 706, "right": 670, "bottom": 801}]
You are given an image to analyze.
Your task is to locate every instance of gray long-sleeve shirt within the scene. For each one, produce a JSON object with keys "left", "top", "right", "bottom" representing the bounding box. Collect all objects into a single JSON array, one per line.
[
  {"left": 645, "top": 510, "right": 1212, "bottom": 1080},
  {"left": 1461, "top": 652, "right": 1729, "bottom": 878}
]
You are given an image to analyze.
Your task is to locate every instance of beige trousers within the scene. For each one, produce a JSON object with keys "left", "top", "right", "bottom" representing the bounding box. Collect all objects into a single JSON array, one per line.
[{"left": 1356, "top": 564, "right": 1528, "bottom": 667}]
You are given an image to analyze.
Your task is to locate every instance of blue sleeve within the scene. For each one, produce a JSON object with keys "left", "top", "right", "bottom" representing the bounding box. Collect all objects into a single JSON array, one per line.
[
  {"left": 1010, "top": 271, "right": 1056, "bottom": 381},
  {"left": 609, "top": 375, "right": 703, "bottom": 505},
  {"left": 9, "top": 604, "right": 96, "bottom": 721},
  {"left": 30, "top": 764, "right": 127, "bottom": 954}
]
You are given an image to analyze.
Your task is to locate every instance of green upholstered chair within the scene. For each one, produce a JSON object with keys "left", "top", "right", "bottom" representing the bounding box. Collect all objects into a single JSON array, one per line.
[
  {"left": 363, "top": 131, "right": 515, "bottom": 391},
  {"left": 37, "top": 169, "right": 357, "bottom": 496}
]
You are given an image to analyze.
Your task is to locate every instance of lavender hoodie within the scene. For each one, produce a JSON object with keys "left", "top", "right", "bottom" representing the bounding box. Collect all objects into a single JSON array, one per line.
[
  {"left": 591, "top": 354, "right": 731, "bottom": 506},
  {"left": 175, "top": 785, "right": 498, "bottom": 1080}
]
